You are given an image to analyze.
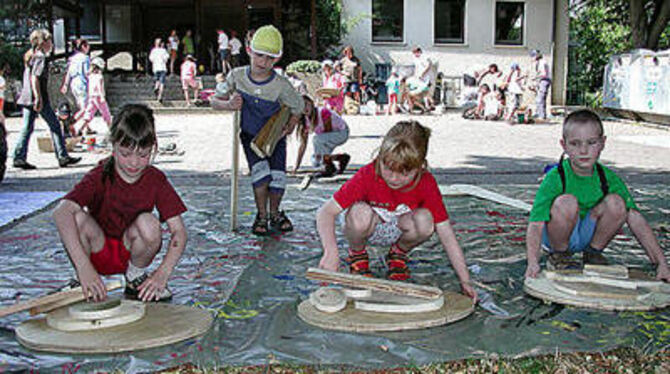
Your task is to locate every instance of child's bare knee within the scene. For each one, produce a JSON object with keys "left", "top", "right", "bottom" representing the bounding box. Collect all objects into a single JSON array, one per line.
[
  {"left": 603, "top": 194, "right": 626, "bottom": 218},
  {"left": 412, "top": 209, "right": 434, "bottom": 238},
  {"left": 346, "top": 202, "right": 374, "bottom": 233},
  {"left": 551, "top": 194, "right": 579, "bottom": 220},
  {"left": 134, "top": 213, "right": 161, "bottom": 247}
]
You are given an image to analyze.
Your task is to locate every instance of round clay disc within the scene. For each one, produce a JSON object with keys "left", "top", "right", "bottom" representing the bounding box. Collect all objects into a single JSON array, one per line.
[
  {"left": 309, "top": 287, "right": 346, "bottom": 313},
  {"left": 68, "top": 299, "right": 123, "bottom": 320},
  {"left": 342, "top": 288, "right": 372, "bottom": 299},
  {"left": 47, "top": 300, "right": 145, "bottom": 332}
]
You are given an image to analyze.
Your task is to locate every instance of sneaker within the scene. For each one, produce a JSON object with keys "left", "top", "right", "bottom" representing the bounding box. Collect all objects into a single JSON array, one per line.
[
  {"left": 13, "top": 159, "right": 37, "bottom": 170},
  {"left": 125, "top": 273, "right": 173, "bottom": 302},
  {"left": 583, "top": 249, "right": 609, "bottom": 266},
  {"left": 337, "top": 154, "right": 351, "bottom": 174},
  {"left": 547, "top": 251, "right": 581, "bottom": 271},
  {"left": 58, "top": 156, "right": 82, "bottom": 167}
]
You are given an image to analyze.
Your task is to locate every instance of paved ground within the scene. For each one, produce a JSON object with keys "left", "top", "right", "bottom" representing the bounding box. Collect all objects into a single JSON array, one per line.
[{"left": 2, "top": 110, "right": 669, "bottom": 192}]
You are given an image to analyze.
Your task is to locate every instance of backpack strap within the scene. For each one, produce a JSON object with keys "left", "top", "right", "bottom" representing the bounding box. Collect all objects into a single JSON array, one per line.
[{"left": 557, "top": 154, "right": 567, "bottom": 194}]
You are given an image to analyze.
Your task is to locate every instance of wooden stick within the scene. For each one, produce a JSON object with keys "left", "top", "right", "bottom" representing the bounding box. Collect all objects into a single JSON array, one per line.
[
  {"left": 305, "top": 268, "right": 443, "bottom": 300},
  {"left": 0, "top": 280, "right": 122, "bottom": 318},
  {"left": 230, "top": 110, "right": 240, "bottom": 232},
  {"left": 439, "top": 184, "right": 532, "bottom": 212}
]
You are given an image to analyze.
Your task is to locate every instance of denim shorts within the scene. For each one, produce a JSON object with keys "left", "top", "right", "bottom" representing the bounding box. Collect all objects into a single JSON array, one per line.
[
  {"left": 541, "top": 211, "right": 596, "bottom": 253},
  {"left": 154, "top": 71, "right": 167, "bottom": 85}
]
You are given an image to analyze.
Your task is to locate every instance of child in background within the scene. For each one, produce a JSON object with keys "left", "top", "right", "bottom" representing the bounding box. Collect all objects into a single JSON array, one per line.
[
  {"left": 294, "top": 95, "right": 350, "bottom": 177},
  {"left": 181, "top": 55, "right": 200, "bottom": 107},
  {"left": 79, "top": 57, "right": 112, "bottom": 131},
  {"left": 316, "top": 121, "right": 476, "bottom": 299},
  {"left": 483, "top": 88, "right": 505, "bottom": 121},
  {"left": 211, "top": 25, "right": 304, "bottom": 236},
  {"left": 53, "top": 104, "right": 188, "bottom": 302},
  {"left": 525, "top": 110, "right": 669, "bottom": 281},
  {"left": 321, "top": 59, "right": 346, "bottom": 114},
  {"left": 504, "top": 63, "right": 525, "bottom": 121},
  {"left": 385, "top": 70, "right": 400, "bottom": 115}
]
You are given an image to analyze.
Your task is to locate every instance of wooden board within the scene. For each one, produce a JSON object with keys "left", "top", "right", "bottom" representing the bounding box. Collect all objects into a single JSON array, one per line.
[
  {"left": 296, "top": 174, "right": 352, "bottom": 190},
  {"left": 16, "top": 304, "right": 213, "bottom": 354},
  {"left": 524, "top": 271, "right": 670, "bottom": 311},
  {"left": 354, "top": 292, "right": 444, "bottom": 314},
  {"left": 68, "top": 299, "right": 123, "bottom": 320},
  {"left": 583, "top": 264, "right": 629, "bottom": 279},
  {"left": 298, "top": 292, "right": 473, "bottom": 332},
  {"left": 305, "top": 268, "right": 443, "bottom": 300},
  {"left": 47, "top": 300, "right": 145, "bottom": 331},
  {"left": 439, "top": 184, "right": 532, "bottom": 212},
  {"left": 0, "top": 281, "right": 122, "bottom": 318},
  {"left": 545, "top": 269, "right": 668, "bottom": 291},
  {"left": 552, "top": 281, "right": 643, "bottom": 300}
]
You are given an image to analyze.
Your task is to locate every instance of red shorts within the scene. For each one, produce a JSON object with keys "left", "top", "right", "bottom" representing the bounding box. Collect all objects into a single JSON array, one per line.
[{"left": 90, "top": 237, "right": 131, "bottom": 275}]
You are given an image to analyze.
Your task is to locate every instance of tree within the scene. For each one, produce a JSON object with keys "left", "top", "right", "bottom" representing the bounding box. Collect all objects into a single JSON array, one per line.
[{"left": 629, "top": 0, "right": 670, "bottom": 50}]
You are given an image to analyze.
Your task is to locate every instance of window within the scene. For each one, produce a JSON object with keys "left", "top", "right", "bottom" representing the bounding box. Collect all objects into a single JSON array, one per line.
[
  {"left": 495, "top": 2, "right": 524, "bottom": 45},
  {"left": 434, "top": 0, "right": 465, "bottom": 44},
  {"left": 372, "top": 0, "right": 403, "bottom": 42}
]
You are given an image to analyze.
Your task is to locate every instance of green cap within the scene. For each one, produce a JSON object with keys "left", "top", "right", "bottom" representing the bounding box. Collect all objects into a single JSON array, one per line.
[{"left": 250, "top": 25, "right": 283, "bottom": 58}]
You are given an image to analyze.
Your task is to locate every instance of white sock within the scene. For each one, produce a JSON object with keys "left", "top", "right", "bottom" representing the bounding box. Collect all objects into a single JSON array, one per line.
[{"left": 125, "top": 261, "right": 146, "bottom": 281}]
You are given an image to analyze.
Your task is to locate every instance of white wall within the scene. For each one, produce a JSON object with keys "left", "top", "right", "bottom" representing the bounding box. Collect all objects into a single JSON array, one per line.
[{"left": 341, "top": 0, "right": 567, "bottom": 103}]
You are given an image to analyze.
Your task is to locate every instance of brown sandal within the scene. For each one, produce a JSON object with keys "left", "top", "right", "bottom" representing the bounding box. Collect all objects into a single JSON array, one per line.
[
  {"left": 270, "top": 211, "right": 293, "bottom": 232},
  {"left": 252, "top": 214, "right": 269, "bottom": 236}
]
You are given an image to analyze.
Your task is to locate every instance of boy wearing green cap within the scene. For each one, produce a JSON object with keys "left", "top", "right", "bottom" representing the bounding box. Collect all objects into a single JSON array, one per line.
[{"left": 211, "top": 25, "right": 304, "bottom": 235}]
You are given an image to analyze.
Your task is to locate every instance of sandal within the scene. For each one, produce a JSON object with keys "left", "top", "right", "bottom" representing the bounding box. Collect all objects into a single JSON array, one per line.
[
  {"left": 547, "top": 251, "right": 581, "bottom": 271},
  {"left": 270, "top": 210, "right": 293, "bottom": 232},
  {"left": 347, "top": 249, "right": 373, "bottom": 277},
  {"left": 252, "top": 214, "right": 269, "bottom": 236},
  {"left": 386, "top": 244, "right": 410, "bottom": 281}
]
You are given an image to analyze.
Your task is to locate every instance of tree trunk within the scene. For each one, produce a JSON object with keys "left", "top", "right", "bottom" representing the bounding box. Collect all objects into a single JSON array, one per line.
[
  {"left": 628, "top": 0, "right": 647, "bottom": 48},
  {"left": 646, "top": 0, "right": 670, "bottom": 50}
]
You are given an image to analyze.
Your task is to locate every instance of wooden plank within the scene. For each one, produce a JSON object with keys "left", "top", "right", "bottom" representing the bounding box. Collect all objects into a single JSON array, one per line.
[
  {"left": 16, "top": 304, "right": 213, "bottom": 354},
  {"left": 552, "top": 281, "right": 641, "bottom": 300},
  {"left": 298, "top": 292, "right": 473, "bottom": 332},
  {"left": 0, "top": 281, "right": 122, "bottom": 319},
  {"left": 230, "top": 110, "right": 240, "bottom": 232},
  {"left": 583, "top": 264, "right": 629, "bottom": 279},
  {"left": 439, "top": 184, "right": 532, "bottom": 212},
  {"left": 305, "top": 268, "right": 442, "bottom": 300},
  {"left": 544, "top": 270, "right": 667, "bottom": 291},
  {"left": 354, "top": 292, "right": 444, "bottom": 314},
  {"left": 29, "top": 281, "right": 123, "bottom": 316}
]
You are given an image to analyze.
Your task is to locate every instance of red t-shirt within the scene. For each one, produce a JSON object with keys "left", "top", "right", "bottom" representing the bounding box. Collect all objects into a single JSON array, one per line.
[
  {"left": 64, "top": 162, "right": 187, "bottom": 239},
  {"left": 333, "top": 162, "right": 449, "bottom": 224}
]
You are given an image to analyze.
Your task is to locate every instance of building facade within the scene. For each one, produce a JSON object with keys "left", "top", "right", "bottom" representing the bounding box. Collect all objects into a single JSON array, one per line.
[{"left": 340, "top": 0, "right": 569, "bottom": 105}]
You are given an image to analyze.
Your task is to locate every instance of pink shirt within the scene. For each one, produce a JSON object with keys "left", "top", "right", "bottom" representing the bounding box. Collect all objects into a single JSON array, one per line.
[
  {"left": 323, "top": 72, "right": 346, "bottom": 90},
  {"left": 334, "top": 162, "right": 449, "bottom": 224},
  {"left": 181, "top": 60, "right": 196, "bottom": 80},
  {"left": 306, "top": 107, "right": 347, "bottom": 135},
  {"left": 88, "top": 73, "right": 105, "bottom": 98}
]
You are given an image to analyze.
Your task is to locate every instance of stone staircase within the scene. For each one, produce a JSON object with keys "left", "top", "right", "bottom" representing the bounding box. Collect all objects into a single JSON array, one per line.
[{"left": 106, "top": 74, "right": 219, "bottom": 113}]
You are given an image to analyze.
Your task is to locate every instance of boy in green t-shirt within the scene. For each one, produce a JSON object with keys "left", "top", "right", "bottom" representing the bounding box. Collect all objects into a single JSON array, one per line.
[{"left": 525, "top": 110, "right": 669, "bottom": 281}]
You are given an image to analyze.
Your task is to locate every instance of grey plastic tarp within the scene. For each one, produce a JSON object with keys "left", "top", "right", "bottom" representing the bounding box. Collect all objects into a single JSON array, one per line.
[{"left": 0, "top": 183, "right": 668, "bottom": 372}]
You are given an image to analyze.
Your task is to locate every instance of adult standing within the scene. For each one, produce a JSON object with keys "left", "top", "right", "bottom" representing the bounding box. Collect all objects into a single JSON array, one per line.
[
  {"left": 167, "top": 29, "right": 180, "bottom": 76},
  {"left": 530, "top": 49, "right": 551, "bottom": 119},
  {"left": 182, "top": 30, "right": 195, "bottom": 59},
  {"left": 13, "top": 29, "right": 81, "bottom": 169},
  {"left": 228, "top": 30, "right": 243, "bottom": 68},
  {"left": 216, "top": 29, "right": 230, "bottom": 74},
  {"left": 60, "top": 38, "right": 90, "bottom": 128},
  {"left": 338, "top": 45, "right": 362, "bottom": 103},
  {"left": 149, "top": 38, "right": 169, "bottom": 102},
  {"left": 412, "top": 46, "right": 435, "bottom": 110}
]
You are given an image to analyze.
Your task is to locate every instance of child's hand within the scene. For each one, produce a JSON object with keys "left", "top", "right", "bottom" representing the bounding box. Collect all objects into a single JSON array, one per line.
[
  {"left": 657, "top": 263, "right": 670, "bottom": 282},
  {"left": 228, "top": 92, "right": 242, "bottom": 110},
  {"left": 77, "top": 265, "right": 107, "bottom": 302},
  {"left": 137, "top": 268, "right": 169, "bottom": 302},
  {"left": 318, "top": 253, "right": 339, "bottom": 272},
  {"left": 525, "top": 262, "right": 541, "bottom": 278},
  {"left": 461, "top": 282, "right": 477, "bottom": 301}
]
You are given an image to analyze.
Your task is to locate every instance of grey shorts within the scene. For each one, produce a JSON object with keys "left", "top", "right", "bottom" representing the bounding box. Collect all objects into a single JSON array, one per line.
[{"left": 312, "top": 127, "right": 349, "bottom": 166}]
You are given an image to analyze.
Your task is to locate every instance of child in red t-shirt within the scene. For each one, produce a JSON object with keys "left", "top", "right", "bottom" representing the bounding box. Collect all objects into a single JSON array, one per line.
[
  {"left": 53, "top": 104, "right": 188, "bottom": 302},
  {"left": 316, "top": 120, "right": 476, "bottom": 299}
]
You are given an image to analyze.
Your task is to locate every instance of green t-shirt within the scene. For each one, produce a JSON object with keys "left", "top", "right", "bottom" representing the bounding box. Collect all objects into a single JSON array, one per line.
[
  {"left": 182, "top": 36, "right": 195, "bottom": 55},
  {"left": 529, "top": 159, "right": 637, "bottom": 222}
]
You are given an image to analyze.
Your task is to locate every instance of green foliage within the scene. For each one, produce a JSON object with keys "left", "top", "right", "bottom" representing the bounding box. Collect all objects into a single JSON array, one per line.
[
  {"left": 286, "top": 60, "right": 321, "bottom": 74},
  {"left": 0, "top": 42, "right": 25, "bottom": 80}
]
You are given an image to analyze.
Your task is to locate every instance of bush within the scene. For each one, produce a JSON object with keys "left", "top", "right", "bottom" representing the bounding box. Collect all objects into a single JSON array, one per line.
[{"left": 286, "top": 60, "right": 321, "bottom": 74}]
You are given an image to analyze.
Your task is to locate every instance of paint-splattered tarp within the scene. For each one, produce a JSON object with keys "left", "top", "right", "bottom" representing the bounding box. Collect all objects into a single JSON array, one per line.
[{"left": 0, "top": 182, "right": 668, "bottom": 372}]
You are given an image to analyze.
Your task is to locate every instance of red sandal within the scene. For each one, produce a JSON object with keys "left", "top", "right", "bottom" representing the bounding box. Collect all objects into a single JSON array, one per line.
[
  {"left": 386, "top": 243, "right": 410, "bottom": 281},
  {"left": 347, "top": 248, "right": 373, "bottom": 277}
]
